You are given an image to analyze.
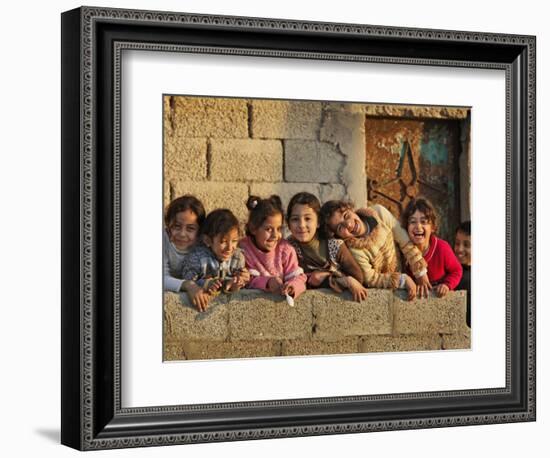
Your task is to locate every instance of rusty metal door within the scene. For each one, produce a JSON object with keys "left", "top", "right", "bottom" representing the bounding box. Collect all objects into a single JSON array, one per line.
[{"left": 365, "top": 118, "right": 461, "bottom": 242}]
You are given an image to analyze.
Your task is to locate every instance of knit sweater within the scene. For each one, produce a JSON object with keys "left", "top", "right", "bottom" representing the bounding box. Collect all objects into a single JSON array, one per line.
[
  {"left": 180, "top": 243, "right": 246, "bottom": 289},
  {"left": 239, "top": 236, "right": 307, "bottom": 298},
  {"left": 163, "top": 230, "right": 191, "bottom": 292},
  {"left": 408, "top": 235, "right": 463, "bottom": 290},
  {"left": 345, "top": 204, "right": 427, "bottom": 289}
]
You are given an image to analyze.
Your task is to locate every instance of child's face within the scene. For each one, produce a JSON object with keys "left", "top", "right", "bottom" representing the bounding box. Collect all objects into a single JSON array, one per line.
[
  {"left": 288, "top": 204, "right": 319, "bottom": 243},
  {"left": 454, "top": 230, "right": 471, "bottom": 266},
  {"left": 407, "top": 210, "right": 434, "bottom": 251},
  {"left": 327, "top": 208, "right": 366, "bottom": 239},
  {"left": 206, "top": 227, "right": 240, "bottom": 262},
  {"left": 250, "top": 214, "right": 283, "bottom": 252},
  {"left": 168, "top": 210, "right": 199, "bottom": 251}
]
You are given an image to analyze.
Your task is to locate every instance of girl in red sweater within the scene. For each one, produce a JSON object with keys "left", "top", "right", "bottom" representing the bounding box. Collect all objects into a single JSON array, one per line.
[{"left": 401, "top": 198, "right": 462, "bottom": 298}]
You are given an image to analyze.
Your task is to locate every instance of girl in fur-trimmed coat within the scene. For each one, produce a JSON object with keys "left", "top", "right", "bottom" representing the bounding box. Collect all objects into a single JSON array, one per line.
[{"left": 320, "top": 201, "right": 430, "bottom": 300}]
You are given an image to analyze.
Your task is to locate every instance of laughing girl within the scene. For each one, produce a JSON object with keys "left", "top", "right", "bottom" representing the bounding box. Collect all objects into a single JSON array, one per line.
[
  {"left": 401, "top": 198, "right": 462, "bottom": 298},
  {"left": 320, "top": 200, "right": 429, "bottom": 300}
]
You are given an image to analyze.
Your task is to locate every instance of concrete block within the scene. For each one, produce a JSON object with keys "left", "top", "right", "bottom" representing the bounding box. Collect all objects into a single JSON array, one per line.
[
  {"left": 249, "top": 182, "right": 321, "bottom": 214},
  {"left": 164, "top": 292, "right": 229, "bottom": 341},
  {"left": 359, "top": 335, "right": 442, "bottom": 354},
  {"left": 210, "top": 139, "right": 283, "bottom": 182},
  {"left": 228, "top": 289, "right": 313, "bottom": 340},
  {"left": 311, "top": 289, "right": 392, "bottom": 340},
  {"left": 164, "top": 138, "right": 207, "bottom": 182},
  {"left": 251, "top": 100, "right": 322, "bottom": 140},
  {"left": 164, "top": 338, "right": 187, "bottom": 361},
  {"left": 284, "top": 140, "right": 343, "bottom": 183},
  {"left": 281, "top": 338, "right": 359, "bottom": 356},
  {"left": 320, "top": 184, "right": 347, "bottom": 202},
  {"left": 393, "top": 290, "right": 468, "bottom": 335},
  {"left": 164, "top": 178, "right": 172, "bottom": 208},
  {"left": 181, "top": 340, "right": 281, "bottom": 360},
  {"left": 442, "top": 328, "right": 471, "bottom": 350},
  {"left": 173, "top": 181, "right": 249, "bottom": 222},
  {"left": 172, "top": 96, "right": 248, "bottom": 138}
]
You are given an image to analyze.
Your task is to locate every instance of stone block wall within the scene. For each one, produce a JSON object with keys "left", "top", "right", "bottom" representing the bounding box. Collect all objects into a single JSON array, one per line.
[
  {"left": 164, "top": 96, "right": 470, "bottom": 223},
  {"left": 164, "top": 289, "right": 470, "bottom": 361},
  {"left": 163, "top": 96, "right": 369, "bottom": 218}
]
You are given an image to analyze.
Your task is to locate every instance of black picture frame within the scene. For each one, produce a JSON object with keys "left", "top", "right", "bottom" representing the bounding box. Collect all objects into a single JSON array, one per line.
[{"left": 61, "top": 6, "right": 536, "bottom": 451}]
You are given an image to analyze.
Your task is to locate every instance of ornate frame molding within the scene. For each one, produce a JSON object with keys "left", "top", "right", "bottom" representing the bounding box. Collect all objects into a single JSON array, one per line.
[{"left": 61, "top": 6, "right": 536, "bottom": 450}]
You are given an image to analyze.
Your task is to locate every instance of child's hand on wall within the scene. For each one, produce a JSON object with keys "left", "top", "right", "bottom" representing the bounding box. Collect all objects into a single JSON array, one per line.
[
  {"left": 267, "top": 276, "right": 283, "bottom": 294},
  {"left": 186, "top": 283, "right": 211, "bottom": 312},
  {"left": 281, "top": 283, "right": 295, "bottom": 298},
  {"left": 435, "top": 284, "right": 450, "bottom": 297},
  {"left": 346, "top": 276, "right": 368, "bottom": 302},
  {"left": 226, "top": 272, "right": 247, "bottom": 292},
  {"left": 205, "top": 279, "right": 223, "bottom": 295},
  {"left": 308, "top": 271, "right": 330, "bottom": 287},
  {"left": 415, "top": 274, "right": 432, "bottom": 298},
  {"left": 236, "top": 269, "right": 250, "bottom": 288},
  {"left": 403, "top": 274, "right": 417, "bottom": 301}
]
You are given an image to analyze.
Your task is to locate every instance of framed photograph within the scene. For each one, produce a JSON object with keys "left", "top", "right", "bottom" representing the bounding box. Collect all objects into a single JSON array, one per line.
[
  {"left": 61, "top": 6, "right": 536, "bottom": 450},
  {"left": 161, "top": 94, "right": 472, "bottom": 363}
]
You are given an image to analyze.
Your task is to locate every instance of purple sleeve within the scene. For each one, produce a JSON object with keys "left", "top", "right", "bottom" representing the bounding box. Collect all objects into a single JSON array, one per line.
[{"left": 247, "top": 275, "right": 271, "bottom": 291}]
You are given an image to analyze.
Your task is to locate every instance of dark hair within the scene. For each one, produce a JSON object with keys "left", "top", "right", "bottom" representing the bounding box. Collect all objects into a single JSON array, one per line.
[
  {"left": 286, "top": 192, "right": 321, "bottom": 221},
  {"left": 456, "top": 220, "right": 471, "bottom": 236},
  {"left": 200, "top": 209, "right": 240, "bottom": 240},
  {"left": 401, "top": 198, "right": 438, "bottom": 232},
  {"left": 164, "top": 195, "right": 206, "bottom": 228},
  {"left": 319, "top": 200, "right": 354, "bottom": 238},
  {"left": 245, "top": 195, "right": 284, "bottom": 236}
]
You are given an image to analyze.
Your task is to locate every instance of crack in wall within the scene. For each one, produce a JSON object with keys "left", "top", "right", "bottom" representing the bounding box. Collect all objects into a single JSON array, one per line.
[
  {"left": 169, "top": 95, "right": 176, "bottom": 133},
  {"left": 169, "top": 181, "right": 175, "bottom": 202},
  {"left": 206, "top": 139, "right": 212, "bottom": 180},
  {"left": 282, "top": 140, "right": 287, "bottom": 181},
  {"left": 247, "top": 102, "right": 253, "bottom": 138}
]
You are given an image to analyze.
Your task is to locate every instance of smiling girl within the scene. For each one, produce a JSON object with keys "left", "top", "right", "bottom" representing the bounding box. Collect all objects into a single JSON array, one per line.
[
  {"left": 163, "top": 195, "right": 206, "bottom": 293},
  {"left": 286, "top": 192, "right": 367, "bottom": 302},
  {"left": 320, "top": 200, "right": 429, "bottom": 300},
  {"left": 181, "top": 209, "right": 249, "bottom": 312},
  {"left": 239, "top": 195, "right": 307, "bottom": 300},
  {"left": 401, "top": 198, "right": 462, "bottom": 298}
]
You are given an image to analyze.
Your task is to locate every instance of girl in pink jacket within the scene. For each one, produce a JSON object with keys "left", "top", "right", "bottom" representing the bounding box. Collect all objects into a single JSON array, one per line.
[{"left": 239, "top": 195, "right": 307, "bottom": 301}]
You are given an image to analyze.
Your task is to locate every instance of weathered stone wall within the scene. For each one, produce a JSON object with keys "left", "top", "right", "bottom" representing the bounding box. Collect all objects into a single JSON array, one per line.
[
  {"left": 164, "top": 289, "right": 470, "bottom": 361},
  {"left": 164, "top": 96, "right": 470, "bottom": 221},
  {"left": 163, "top": 96, "right": 360, "bottom": 217}
]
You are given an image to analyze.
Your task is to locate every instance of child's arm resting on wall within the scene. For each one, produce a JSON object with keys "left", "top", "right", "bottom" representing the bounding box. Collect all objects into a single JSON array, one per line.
[
  {"left": 373, "top": 204, "right": 428, "bottom": 279},
  {"left": 164, "top": 256, "right": 185, "bottom": 292},
  {"left": 180, "top": 250, "right": 214, "bottom": 311},
  {"left": 247, "top": 271, "right": 273, "bottom": 291},
  {"left": 350, "top": 247, "right": 401, "bottom": 289},
  {"left": 282, "top": 247, "right": 307, "bottom": 299},
  {"left": 163, "top": 231, "right": 186, "bottom": 292},
  {"left": 336, "top": 241, "right": 364, "bottom": 284},
  {"left": 182, "top": 281, "right": 211, "bottom": 312}
]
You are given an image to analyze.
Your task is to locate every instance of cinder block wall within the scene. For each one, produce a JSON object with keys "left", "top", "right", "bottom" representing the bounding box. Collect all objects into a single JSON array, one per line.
[
  {"left": 164, "top": 289, "right": 470, "bottom": 361},
  {"left": 164, "top": 96, "right": 366, "bottom": 216},
  {"left": 164, "top": 95, "right": 469, "bottom": 219}
]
